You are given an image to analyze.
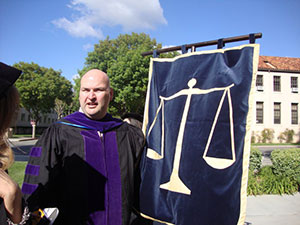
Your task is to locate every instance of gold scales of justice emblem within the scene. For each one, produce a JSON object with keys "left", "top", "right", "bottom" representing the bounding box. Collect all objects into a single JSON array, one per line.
[{"left": 146, "top": 78, "right": 236, "bottom": 195}]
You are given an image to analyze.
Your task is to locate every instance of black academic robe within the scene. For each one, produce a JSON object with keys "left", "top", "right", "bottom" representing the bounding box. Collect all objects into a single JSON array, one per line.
[
  {"left": 22, "top": 112, "right": 145, "bottom": 225},
  {"left": 0, "top": 198, "right": 8, "bottom": 224}
]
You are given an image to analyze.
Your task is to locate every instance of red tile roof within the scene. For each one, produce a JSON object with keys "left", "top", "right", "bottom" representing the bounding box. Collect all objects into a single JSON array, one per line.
[{"left": 259, "top": 56, "right": 300, "bottom": 72}]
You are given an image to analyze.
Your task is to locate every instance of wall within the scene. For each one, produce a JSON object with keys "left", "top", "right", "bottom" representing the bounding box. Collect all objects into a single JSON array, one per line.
[{"left": 251, "top": 70, "right": 300, "bottom": 143}]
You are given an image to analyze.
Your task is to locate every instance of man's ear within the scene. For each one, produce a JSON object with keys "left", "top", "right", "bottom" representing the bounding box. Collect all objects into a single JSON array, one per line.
[{"left": 109, "top": 88, "right": 114, "bottom": 101}]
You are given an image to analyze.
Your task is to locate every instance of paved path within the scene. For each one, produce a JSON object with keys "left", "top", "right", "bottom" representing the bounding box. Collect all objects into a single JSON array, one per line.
[
  {"left": 246, "top": 193, "right": 300, "bottom": 225},
  {"left": 9, "top": 137, "right": 37, "bottom": 161}
]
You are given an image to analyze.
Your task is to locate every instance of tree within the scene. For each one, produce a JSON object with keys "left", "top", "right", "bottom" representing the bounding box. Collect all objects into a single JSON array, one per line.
[
  {"left": 76, "top": 32, "right": 178, "bottom": 117},
  {"left": 261, "top": 128, "right": 274, "bottom": 143},
  {"left": 13, "top": 62, "right": 73, "bottom": 123},
  {"left": 55, "top": 97, "right": 77, "bottom": 119}
]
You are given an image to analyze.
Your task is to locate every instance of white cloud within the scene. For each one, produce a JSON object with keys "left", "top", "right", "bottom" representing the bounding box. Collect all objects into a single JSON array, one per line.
[
  {"left": 52, "top": 17, "right": 103, "bottom": 38},
  {"left": 52, "top": 0, "right": 167, "bottom": 38},
  {"left": 83, "top": 43, "right": 93, "bottom": 51}
]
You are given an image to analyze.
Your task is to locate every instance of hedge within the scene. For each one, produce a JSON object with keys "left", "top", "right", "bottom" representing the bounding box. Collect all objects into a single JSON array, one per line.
[
  {"left": 271, "top": 148, "right": 300, "bottom": 184},
  {"left": 247, "top": 148, "right": 300, "bottom": 195},
  {"left": 249, "top": 147, "right": 262, "bottom": 172}
]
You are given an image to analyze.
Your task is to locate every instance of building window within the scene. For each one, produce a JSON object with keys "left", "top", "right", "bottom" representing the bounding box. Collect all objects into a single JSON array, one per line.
[
  {"left": 21, "top": 113, "right": 25, "bottom": 122},
  {"left": 44, "top": 117, "right": 47, "bottom": 123},
  {"left": 291, "top": 77, "right": 298, "bottom": 93},
  {"left": 291, "top": 103, "right": 298, "bottom": 125},
  {"left": 27, "top": 115, "right": 30, "bottom": 122},
  {"left": 273, "top": 76, "right": 281, "bottom": 92},
  {"left": 274, "top": 103, "right": 281, "bottom": 124},
  {"left": 256, "top": 75, "right": 263, "bottom": 91},
  {"left": 256, "top": 102, "right": 263, "bottom": 124}
]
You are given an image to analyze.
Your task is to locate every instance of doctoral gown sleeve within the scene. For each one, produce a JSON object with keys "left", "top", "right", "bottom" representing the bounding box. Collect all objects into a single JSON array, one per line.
[{"left": 21, "top": 123, "right": 63, "bottom": 212}]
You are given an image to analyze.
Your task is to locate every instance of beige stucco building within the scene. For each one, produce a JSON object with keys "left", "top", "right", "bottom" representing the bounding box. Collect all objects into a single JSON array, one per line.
[
  {"left": 13, "top": 108, "right": 57, "bottom": 135},
  {"left": 251, "top": 56, "right": 300, "bottom": 143}
]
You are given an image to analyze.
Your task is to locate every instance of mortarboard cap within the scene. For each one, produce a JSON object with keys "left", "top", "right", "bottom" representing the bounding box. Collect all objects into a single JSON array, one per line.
[{"left": 0, "top": 62, "right": 22, "bottom": 98}]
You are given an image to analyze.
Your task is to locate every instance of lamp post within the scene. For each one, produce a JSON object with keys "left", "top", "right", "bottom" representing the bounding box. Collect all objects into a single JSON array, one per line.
[{"left": 30, "top": 120, "right": 36, "bottom": 139}]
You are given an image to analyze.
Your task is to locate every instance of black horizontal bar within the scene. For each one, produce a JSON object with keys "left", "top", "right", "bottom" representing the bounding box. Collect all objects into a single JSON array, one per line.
[{"left": 141, "top": 32, "right": 262, "bottom": 57}]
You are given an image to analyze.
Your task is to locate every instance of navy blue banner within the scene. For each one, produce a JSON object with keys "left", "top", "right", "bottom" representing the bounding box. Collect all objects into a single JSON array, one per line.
[{"left": 140, "top": 44, "right": 259, "bottom": 225}]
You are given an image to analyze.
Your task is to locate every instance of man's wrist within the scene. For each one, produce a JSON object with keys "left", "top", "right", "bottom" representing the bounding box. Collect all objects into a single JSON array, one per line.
[{"left": 7, "top": 206, "right": 30, "bottom": 225}]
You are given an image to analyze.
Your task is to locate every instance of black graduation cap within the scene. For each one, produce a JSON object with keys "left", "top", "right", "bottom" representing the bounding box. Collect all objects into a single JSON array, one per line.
[{"left": 0, "top": 62, "right": 22, "bottom": 98}]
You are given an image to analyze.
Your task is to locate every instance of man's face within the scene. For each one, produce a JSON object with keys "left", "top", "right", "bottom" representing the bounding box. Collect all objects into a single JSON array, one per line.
[{"left": 79, "top": 70, "right": 113, "bottom": 120}]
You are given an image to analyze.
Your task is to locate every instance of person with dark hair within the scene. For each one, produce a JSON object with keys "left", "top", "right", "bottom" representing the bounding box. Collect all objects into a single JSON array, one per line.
[
  {"left": 121, "top": 113, "right": 143, "bottom": 129},
  {"left": 0, "top": 62, "right": 30, "bottom": 224},
  {"left": 22, "top": 69, "right": 147, "bottom": 225}
]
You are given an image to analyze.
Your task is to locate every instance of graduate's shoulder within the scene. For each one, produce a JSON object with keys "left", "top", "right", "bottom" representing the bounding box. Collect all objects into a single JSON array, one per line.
[{"left": 118, "top": 122, "right": 143, "bottom": 137}]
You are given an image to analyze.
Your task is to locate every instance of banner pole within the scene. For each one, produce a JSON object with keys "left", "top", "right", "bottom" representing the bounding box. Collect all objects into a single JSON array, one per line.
[{"left": 141, "top": 32, "right": 262, "bottom": 56}]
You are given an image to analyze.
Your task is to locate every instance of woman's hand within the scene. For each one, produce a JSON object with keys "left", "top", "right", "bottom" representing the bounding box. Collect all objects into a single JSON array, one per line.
[{"left": 0, "top": 169, "right": 22, "bottom": 223}]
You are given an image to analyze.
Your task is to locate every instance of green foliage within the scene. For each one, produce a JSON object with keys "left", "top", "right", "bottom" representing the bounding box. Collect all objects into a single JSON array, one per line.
[
  {"left": 248, "top": 148, "right": 300, "bottom": 195},
  {"left": 259, "top": 166, "right": 298, "bottom": 195},
  {"left": 278, "top": 129, "right": 295, "bottom": 143},
  {"left": 261, "top": 128, "right": 274, "bottom": 143},
  {"left": 271, "top": 148, "right": 300, "bottom": 184},
  {"left": 247, "top": 170, "right": 263, "bottom": 195},
  {"left": 247, "top": 148, "right": 300, "bottom": 195},
  {"left": 247, "top": 166, "right": 299, "bottom": 195},
  {"left": 77, "top": 32, "right": 178, "bottom": 116},
  {"left": 277, "top": 133, "right": 285, "bottom": 143},
  {"left": 8, "top": 161, "right": 27, "bottom": 187},
  {"left": 251, "top": 132, "right": 256, "bottom": 143},
  {"left": 249, "top": 147, "right": 262, "bottom": 172},
  {"left": 285, "top": 129, "right": 295, "bottom": 143},
  {"left": 13, "top": 62, "right": 73, "bottom": 122}
]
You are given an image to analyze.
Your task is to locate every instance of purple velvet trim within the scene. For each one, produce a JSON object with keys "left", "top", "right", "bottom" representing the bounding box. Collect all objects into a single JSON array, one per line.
[
  {"left": 25, "top": 164, "right": 40, "bottom": 176},
  {"left": 80, "top": 130, "right": 122, "bottom": 225},
  {"left": 29, "top": 147, "right": 42, "bottom": 157},
  {"left": 22, "top": 183, "right": 38, "bottom": 195},
  {"left": 64, "top": 112, "right": 123, "bottom": 132},
  {"left": 81, "top": 130, "right": 107, "bottom": 225},
  {"left": 104, "top": 131, "right": 122, "bottom": 225}
]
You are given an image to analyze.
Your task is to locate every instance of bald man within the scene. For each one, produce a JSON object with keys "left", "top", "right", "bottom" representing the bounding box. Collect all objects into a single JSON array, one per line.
[{"left": 22, "top": 69, "right": 146, "bottom": 225}]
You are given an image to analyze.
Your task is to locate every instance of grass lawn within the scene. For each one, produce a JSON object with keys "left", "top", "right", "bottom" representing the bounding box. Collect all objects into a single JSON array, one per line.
[
  {"left": 12, "top": 134, "right": 40, "bottom": 138},
  {"left": 252, "top": 143, "right": 300, "bottom": 146},
  {"left": 8, "top": 161, "right": 27, "bottom": 187}
]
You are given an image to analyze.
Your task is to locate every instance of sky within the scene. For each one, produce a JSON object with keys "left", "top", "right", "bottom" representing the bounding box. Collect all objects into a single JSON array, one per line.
[{"left": 1, "top": 0, "right": 299, "bottom": 82}]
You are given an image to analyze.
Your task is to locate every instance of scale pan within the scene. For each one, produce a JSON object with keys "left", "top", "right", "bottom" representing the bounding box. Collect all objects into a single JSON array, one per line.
[{"left": 203, "top": 156, "right": 235, "bottom": 169}]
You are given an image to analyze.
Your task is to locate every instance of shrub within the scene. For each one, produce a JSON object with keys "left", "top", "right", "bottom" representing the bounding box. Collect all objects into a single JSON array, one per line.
[
  {"left": 251, "top": 133, "right": 256, "bottom": 143},
  {"left": 277, "top": 133, "right": 285, "bottom": 143},
  {"left": 271, "top": 148, "right": 300, "bottom": 185},
  {"left": 277, "top": 129, "right": 295, "bottom": 143},
  {"left": 247, "top": 165, "right": 299, "bottom": 195},
  {"left": 279, "top": 129, "right": 295, "bottom": 143},
  {"left": 261, "top": 128, "right": 274, "bottom": 143},
  {"left": 259, "top": 166, "right": 298, "bottom": 194},
  {"left": 251, "top": 131, "right": 262, "bottom": 143},
  {"left": 247, "top": 169, "right": 263, "bottom": 195},
  {"left": 285, "top": 129, "right": 295, "bottom": 143},
  {"left": 249, "top": 147, "right": 262, "bottom": 172}
]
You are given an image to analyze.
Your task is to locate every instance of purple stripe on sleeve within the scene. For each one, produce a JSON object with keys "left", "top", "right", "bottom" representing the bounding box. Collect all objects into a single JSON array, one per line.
[
  {"left": 22, "top": 183, "right": 38, "bottom": 195},
  {"left": 29, "top": 147, "right": 42, "bottom": 157},
  {"left": 25, "top": 164, "right": 40, "bottom": 176}
]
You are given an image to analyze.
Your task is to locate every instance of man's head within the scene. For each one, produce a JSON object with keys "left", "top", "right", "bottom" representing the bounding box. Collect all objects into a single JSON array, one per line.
[{"left": 79, "top": 69, "right": 113, "bottom": 120}]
